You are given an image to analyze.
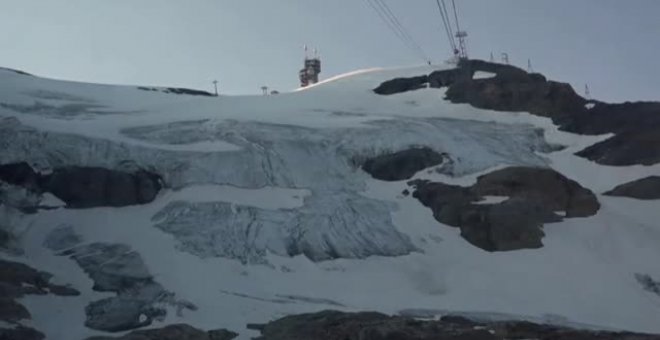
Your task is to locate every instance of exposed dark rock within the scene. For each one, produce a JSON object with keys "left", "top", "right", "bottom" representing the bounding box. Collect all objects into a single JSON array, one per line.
[
  {"left": 0, "top": 162, "right": 162, "bottom": 208},
  {"left": 0, "top": 298, "right": 30, "bottom": 322},
  {"left": 252, "top": 310, "right": 659, "bottom": 340},
  {"left": 409, "top": 166, "right": 599, "bottom": 251},
  {"left": 373, "top": 59, "right": 660, "bottom": 166},
  {"left": 0, "top": 229, "right": 9, "bottom": 249},
  {"left": 445, "top": 61, "right": 586, "bottom": 120},
  {"left": 54, "top": 242, "right": 194, "bottom": 332},
  {"left": 361, "top": 147, "right": 446, "bottom": 181},
  {"left": 137, "top": 86, "right": 215, "bottom": 97},
  {"left": 0, "top": 259, "right": 80, "bottom": 298},
  {"left": 0, "top": 259, "right": 79, "bottom": 338},
  {"left": 0, "top": 162, "right": 40, "bottom": 190},
  {"left": 373, "top": 68, "right": 467, "bottom": 94},
  {"left": 86, "top": 324, "right": 238, "bottom": 340},
  {"left": 373, "top": 75, "right": 429, "bottom": 95},
  {"left": 40, "top": 166, "right": 162, "bottom": 208},
  {"left": 0, "top": 326, "right": 45, "bottom": 340},
  {"left": 69, "top": 243, "right": 154, "bottom": 292},
  {"left": 0, "top": 228, "right": 21, "bottom": 255},
  {"left": 85, "top": 297, "right": 163, "bottom": 332},
  {"left": 576, "top": 129, "right": 660, "bottom": 166},
  {"left": 70, "top": 243, "right": 169, "bottom": 331},
  {"left": 475, "top": 166, "right": 600, "bottom": 218},
  {"left": 635, "top": 273, "right": 660, "bottom": 297},
  {"left": 458, "top": 197, "right": 551, "bottom": 251},
  {"left": 0, "top": 67, "right": 32, "bottom": 76},
  {"left": 604, "top": 176, "right": 660, "bottom": 200}
]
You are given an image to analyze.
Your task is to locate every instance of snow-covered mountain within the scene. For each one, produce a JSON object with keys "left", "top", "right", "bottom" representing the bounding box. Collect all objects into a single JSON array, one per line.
[{"left": 0, "top": 60, "right": 659, "bottom": 340}]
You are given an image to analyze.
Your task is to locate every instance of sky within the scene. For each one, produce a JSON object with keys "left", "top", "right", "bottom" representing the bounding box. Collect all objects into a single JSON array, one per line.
[{"left": 1, "top": 0, "right": 659, "bottom": 102}]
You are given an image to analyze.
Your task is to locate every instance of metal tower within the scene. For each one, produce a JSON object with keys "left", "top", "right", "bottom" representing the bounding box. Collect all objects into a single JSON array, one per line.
[
  {"left": 299, "top": 45, "right": 321, "bottom": 88},
  {"left": 455, "top": 30, "right": 468, "bottom": 60}
]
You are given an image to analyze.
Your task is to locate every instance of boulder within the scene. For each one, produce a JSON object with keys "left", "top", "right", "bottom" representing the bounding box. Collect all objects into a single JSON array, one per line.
[{"left": 361, "top": 147, "right": 446, "bottom": 181}]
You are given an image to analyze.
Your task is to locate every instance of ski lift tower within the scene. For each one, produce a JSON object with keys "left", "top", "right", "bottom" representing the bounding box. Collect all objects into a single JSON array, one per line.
[
  {"left": 455, "top": 30, "right": 468, "bottom": 60},
  {"left": 299, "top": 45, "right": 321, "bottom": 88}
]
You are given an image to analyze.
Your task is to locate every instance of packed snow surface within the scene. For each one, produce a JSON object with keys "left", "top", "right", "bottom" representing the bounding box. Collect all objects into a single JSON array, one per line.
[
  {"left": 1, "top": 65, "right": 660, "bottom": 339},
  {"left": 472, "top": 71, "right": 497, "bottom": 79}
]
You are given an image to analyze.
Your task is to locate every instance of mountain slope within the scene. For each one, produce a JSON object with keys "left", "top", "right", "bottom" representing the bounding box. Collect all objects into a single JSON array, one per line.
[{"left": 0, "top": 62, "right": 659, "bottom": 339}]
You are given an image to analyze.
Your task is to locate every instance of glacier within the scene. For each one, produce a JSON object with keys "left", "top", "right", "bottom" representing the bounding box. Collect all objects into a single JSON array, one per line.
[{"left": 0, "top": 64, "right": 659, "bottom": 339}]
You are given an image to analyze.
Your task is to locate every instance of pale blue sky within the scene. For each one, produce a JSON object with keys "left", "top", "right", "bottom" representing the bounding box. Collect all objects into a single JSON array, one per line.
[{"left": 1, "top": 0, "right": 659, "bottom": 101}]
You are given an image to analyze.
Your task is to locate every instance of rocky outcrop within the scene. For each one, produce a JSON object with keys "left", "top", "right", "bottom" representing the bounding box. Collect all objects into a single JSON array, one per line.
[
  {"left": 373, "top": 75, "right": 429, "bottom": 95},
  {"left": 0, "top": 162, "right": 162, "bottom": 209},
  {"left": 0, "top": 67, "right": 32, "bottom": 76},
  {"left": 41, "top": 166, "right": 162, "bottom": 208},
  {"left": 410, "top": 166, "right": 599, "bottom": 251},
  {"left": 604, "top": 176, "right": 660, "bottom": 200},
  {"left": 0, "top": 227, "right": 22, "bottom": 255},
  {"left": 0, "top": 259, "right": 80, "bottom": 300},
  {"left": 43, "top": 228, "right": 195, "bottom": 333},
  {"left": 636, "top": 273, "right": 660, "bottom": 297},
  {"left": 86, "top": 324, "right": 238, "bottom": 340},
  {"left": 0, "top": 162, "right": 40, "bottom": 190},
  {"left": 373, "top": 68, "right": 467, "bottom": 95},
  {"left": 361, "top": 147, "right": 446, "bottom": 181},
  {"left": 72, "top": 243, "right": 194, "bottom": 332},
  {"left": 474, "top": 167, "right": 600, "bottom": 217},
  {"left": 373, "top": 59, "right": 660, "bottom": 166},
  {"left": 0, "top": 326, "right": 45, "bottom": 340},
  {"left": 444, "top": 60, "right": 586, "bottom": 120},
  {"left": 250, "top": 310, "right": 659, "bottom": 340},
  {"left": 576, "top": 129, "right": 660, "bottom": 166},
  {"left": 137, "top": 86, "right": 215, "bottom": 97},
  {"left": 0, "top": 259, "right": 79, "bottom": 339}
]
